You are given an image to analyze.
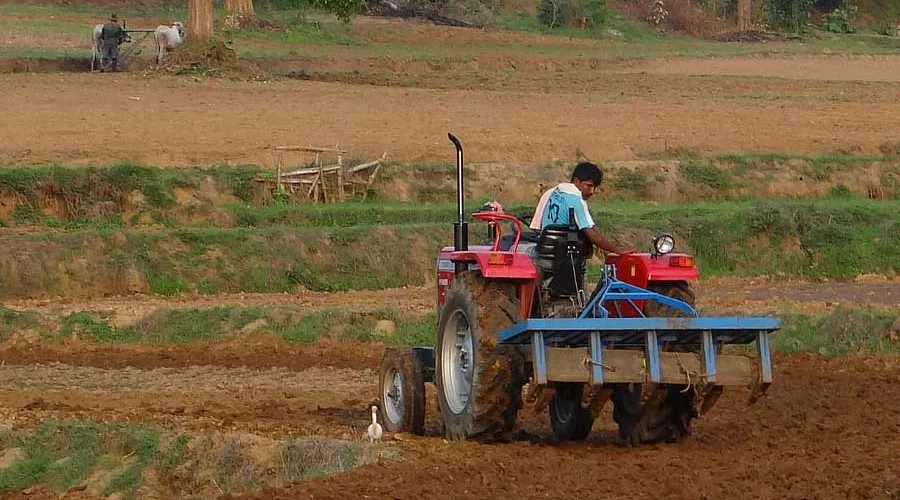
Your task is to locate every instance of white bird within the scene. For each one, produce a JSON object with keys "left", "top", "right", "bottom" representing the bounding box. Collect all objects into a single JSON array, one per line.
[{"left": 366, "top": 405, "right": 383, "bottom": 443}]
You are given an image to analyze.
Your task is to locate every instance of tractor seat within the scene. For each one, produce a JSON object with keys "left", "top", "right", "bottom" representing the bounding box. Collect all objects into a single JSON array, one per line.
[{"left": 536, "top": 224, "right": 588, "bottom": 298}]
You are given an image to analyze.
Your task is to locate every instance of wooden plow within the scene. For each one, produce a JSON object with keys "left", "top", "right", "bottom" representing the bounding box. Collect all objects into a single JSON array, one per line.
[
  {"left": 259, "top": 145, "right": 387, "bottom": 204},
  {"left": 90, "top": 23, "right": 157, "bottom": 73}
]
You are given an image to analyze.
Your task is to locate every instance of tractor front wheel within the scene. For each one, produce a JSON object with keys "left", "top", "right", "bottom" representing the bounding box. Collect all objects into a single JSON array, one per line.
[
  {"left": 378, "top": 347, "right": 426, "bottom": 435},
  {"left": 435, "top": 271, "right": 525, "bottom": 440}
]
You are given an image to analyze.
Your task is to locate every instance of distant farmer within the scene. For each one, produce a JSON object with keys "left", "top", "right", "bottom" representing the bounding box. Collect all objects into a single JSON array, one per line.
[{"left": 99, "top": 14, "right": 126, "bottom": 72}]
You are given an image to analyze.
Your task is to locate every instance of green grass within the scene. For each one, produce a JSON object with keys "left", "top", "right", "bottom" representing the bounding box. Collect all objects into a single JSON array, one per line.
[
  {"left": 0, "top": 163, "right": 200, "bottom": 212},
  {"left": 0, "top": 3, "right": 184, "bottom": 17},
  {"left": 22, "top": 301, "right": 900, "bottom": 357},
  {"left": 2, "top": 155, "right": 898, "bottom": 229},
  {"left": 0, "top": 18, "right": 91, "bottom": 37},
  {"left": 774, "top": 307, "right": 900, "bottom": 356},
  {"left": 226, "top": 201, "right": 452, "bottom": 227},
  {"left": 0, "top": 305, "right": 40, "bottom": 341},
  {"left": 0, "top": 47, "right": 87, "bottom": 58},
  {"left": 228, "top": 12, "right": 358, "bottom": 47},
  {"left": 0, "top": 421, "right": 146, "bottom": 495},
  {"left": 1, "top": 198, "right": 898, "bottom": 299},
  {"left": 280, "top": 436, "right": 376, "bottom": 482},
  {"left": 0, "top": 420, "right": 375, "bottom": 496},
  {"left": 588, "top": 197, "right": 900, "bottom": 280},
  {"left": 41, "top": 305, "right": 434, "bottom": 346}
]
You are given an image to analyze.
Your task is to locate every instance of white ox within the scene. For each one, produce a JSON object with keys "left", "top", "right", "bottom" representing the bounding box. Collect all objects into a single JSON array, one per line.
[{"left": 154, "top": 22, "right": 185, "bottom": 64}]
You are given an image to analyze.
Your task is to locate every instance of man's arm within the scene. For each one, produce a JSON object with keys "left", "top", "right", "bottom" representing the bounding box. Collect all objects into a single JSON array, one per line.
[
  {"left": 583, "top": 226, "right": 634, "bottom": 255},
  {"left": 572, "top": 199, "right": 634, "bottom": 255}
]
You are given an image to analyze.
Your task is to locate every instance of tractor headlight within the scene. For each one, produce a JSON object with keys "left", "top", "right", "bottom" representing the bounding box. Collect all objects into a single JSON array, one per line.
[{"left": 652, "top": 233, "right": 675, "bottom": 255}]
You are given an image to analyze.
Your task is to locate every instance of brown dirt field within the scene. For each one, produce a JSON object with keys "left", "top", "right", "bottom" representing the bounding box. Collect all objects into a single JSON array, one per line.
[
  {"left": 0, "top": 352, "right": 897, "bottom": 499},
  {"left": 620, "top": 54, "right": 900, "bottom": 82},
  {"left": 0, "top": 279, "right": 897, "bottom": 498},
  {"left": 238, "top": 354, "right": 900, "bottom": 500},
  {"left": 3, "top": 56, "right": 900, "bottom": 166}
]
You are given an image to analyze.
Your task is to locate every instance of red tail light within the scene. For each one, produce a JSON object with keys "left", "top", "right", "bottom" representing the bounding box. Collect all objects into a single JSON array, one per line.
[
  {"left": 487, "top": 252, "right": 513, "bottom": 265},
  {"left": 669, "top": 256, "right": 695, "bottom": 268}
]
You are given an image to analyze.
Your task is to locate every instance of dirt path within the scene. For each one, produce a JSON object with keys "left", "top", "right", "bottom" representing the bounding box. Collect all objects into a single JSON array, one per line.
[
  {"left": 2, "top": 67, "right": 900, "bottom": 166},
  {"left": 6, "top": 278, "right": 898, "bottom": 328},
  {"left": 618, "top": 54, "right": 900, "bottom": 82}
]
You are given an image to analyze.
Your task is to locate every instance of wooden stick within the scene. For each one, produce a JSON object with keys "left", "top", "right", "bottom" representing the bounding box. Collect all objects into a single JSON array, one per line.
[
  {"left": 319, "top": 163, "right": 328, "bottom": 203},
  {"left": 361, "top": 164, "right": 382, "bottom": 202},
  {"left": 274, "top": 146, "right": 347, "bottom": 154},
  {"left": 348, "top": 153, "right": 388, "bottom": 173},
  {"left": 348, "top": 159, "right": 381, "bottom": 173},
  {"left": 307, "top": 172, "right": 320, "bottom": 199},
  {"left": 276, "top": 154, "right": 283, "bottom": 192},
  {"left": 337, "top": 150, "right": 344, "bottom": 201},
  {"left": 279, "top": 179, "right": 317, "bottom": 185},
  {"left": 281, "top": 165, "right": 343, "bottom": 176}
]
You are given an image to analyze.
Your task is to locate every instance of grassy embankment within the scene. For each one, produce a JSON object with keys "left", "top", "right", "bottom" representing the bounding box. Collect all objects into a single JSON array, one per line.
[
  {"left": 0, "top": 157, "right": 897, "bottom": 288},
  {"left": 0, "top": 419, "right": 377, "bottom": 497}
]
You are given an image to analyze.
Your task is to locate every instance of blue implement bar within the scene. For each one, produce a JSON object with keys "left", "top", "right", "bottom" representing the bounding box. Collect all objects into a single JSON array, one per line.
[
  {"left": 758, "top": 331, "right": 773, "bottom": 384},
  {"left": 498, "top": 317, "right": 781, "bottom": 344}
]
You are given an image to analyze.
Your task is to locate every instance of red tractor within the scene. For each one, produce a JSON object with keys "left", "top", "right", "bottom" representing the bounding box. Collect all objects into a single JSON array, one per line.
[{"left": 378, "top": 134, "right": 778, "bottom": 444}]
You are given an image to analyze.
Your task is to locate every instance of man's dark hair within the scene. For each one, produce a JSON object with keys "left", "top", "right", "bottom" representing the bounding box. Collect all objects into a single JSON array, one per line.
[{"left": 571, "top": 162, "right": 602, "bottom": 185}]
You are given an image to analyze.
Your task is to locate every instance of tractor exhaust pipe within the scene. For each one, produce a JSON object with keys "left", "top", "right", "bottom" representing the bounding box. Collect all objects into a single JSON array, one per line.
[{"left": 448, "top": 133, "right": 468, "bottom": 253}]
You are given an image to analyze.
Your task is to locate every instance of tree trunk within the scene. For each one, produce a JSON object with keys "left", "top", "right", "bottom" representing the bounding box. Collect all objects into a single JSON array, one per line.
[
  {"left": 737, "top": 0, "right": 751, "bottom": 31},
  {"left": 226, "top": 0, "right": 256, "bottom": 17},
  {"left": 189, "top": 0, "right": 213, "bottom": 40}
]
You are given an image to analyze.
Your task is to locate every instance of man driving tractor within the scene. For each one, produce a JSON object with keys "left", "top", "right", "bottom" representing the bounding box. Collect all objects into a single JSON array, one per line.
[{"left": 530, "top": 161, "right": 636, "bottom": 256}]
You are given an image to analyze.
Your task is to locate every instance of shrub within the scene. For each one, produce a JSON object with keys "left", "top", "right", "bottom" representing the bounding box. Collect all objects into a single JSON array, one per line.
[
  {"left": 764, "top": 0, "right": 814, "bottom": 33},
  {"left": 875, "top": 22, "right": 897, "bottom": 37},
  {"left": 537, "top": 0, "right": 610, "bottom": 29},
  {"left": 823, "top": 0, "right": 856, "bottom": 33}
]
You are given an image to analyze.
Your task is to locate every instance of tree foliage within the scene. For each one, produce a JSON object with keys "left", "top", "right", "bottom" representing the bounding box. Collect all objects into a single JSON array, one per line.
[
  {"left": 256, "top": 0, "right": 364, "bottom": 22},
  {"left": 823, "top": 0, "right": 857, "bottom": 32},
  {"left": 764, "top": 0, "right": 814, "bottom": 32}
]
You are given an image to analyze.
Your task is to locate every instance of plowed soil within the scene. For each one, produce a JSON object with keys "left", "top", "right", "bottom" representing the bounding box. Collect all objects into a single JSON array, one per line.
[
  {"left": 0, "top": 280, "right": 898, "bottom": 498},
  {"left": 3, "top": 53, "right": 900, "bottom": 166},
  {"left": 0, "top": 354, "right": 898, "bottom": 500},
  {"left": 238, "top": 355, "right": 900, "bottom": 500}
]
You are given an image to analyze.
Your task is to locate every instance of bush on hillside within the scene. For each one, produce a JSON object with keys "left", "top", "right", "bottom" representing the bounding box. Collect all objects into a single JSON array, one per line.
[
  {"left": 823, "top": 0, "right": 858, "bottom": 32},
  {"left": 537, "top": 0, "right": 611, "bottom": 29}
]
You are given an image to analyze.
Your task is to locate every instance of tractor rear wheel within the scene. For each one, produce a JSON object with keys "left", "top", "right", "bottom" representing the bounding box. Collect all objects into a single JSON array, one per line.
[
  {"left": 612, "top": 280, "right": 699, "bottom": 445},
  {"left": 435, "top": 271, "right": 526, "bottom": 440},
  {"left": 549, "top": 383, "right": 594, "bottom": 441},
  {"left": 378, "top": 347, "right": 426, "bottom": 435}
]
